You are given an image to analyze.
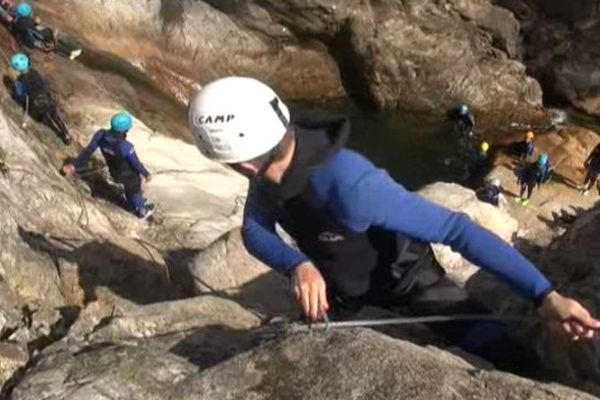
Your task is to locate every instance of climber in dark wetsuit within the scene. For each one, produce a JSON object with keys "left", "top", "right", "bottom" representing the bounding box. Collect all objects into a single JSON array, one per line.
[
  {"left": 580, "top": 143, "right": 600, "bottom": 196},
  {"left": 62, "top": 113, "right": 155, "bottom": 219},
  {"left": 9, "top": 52, "right": 71, "bottom": 144},
  {"left": 516, "top": 153, "right": 552, "bottom": 207},
  {"left": 10, "top": 2, "right": 81, "bottom": 59}
]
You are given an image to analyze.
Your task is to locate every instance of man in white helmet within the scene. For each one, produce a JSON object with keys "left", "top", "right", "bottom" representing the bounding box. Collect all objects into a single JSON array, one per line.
[
  {"left": 476, "top": 178, "right": 505, "bottom": 208},
  {"left": 189, "top": 77, "right": 599, "bottom": 359}
]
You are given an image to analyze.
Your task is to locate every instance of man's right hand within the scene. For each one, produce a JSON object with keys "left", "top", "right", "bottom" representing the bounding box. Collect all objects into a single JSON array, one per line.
[
  {"left": 62, "top": 164, "right": 75, "bottom": 176},
  {"left": 291, "top": 262, "right": 329, "bottom": 321}
]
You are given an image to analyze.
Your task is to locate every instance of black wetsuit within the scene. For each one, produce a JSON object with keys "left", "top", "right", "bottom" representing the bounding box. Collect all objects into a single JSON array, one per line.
[
  {"left": 13, "top": 68, "right": 70, "bottom": 144},
  {"left": 584, "top": 144, "right": 600, "bottom": 191}
]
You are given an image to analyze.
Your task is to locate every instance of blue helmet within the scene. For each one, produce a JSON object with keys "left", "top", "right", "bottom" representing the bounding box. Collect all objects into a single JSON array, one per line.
[
  {"left": 16, "top": 2, "right": 32, "bottom": 18},
  {"left": 459, "top": 104, "right": 469, "bottom": 115},
  {"left": 110, "top": 112, "right": 133, "bottom": 133},
  {"left": 538, "top": 153, "right": 549, "bottom": 165},
  {"left": 10, "top": 53, "right": 29, "bottom": 72}
]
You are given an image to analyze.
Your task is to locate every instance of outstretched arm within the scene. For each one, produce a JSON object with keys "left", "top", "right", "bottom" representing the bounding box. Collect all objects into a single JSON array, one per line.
[
  {"left": 335, "top": 167, "right": 552, "bottom": 302},
  {"left": 73, "top": 130, "right": 104, "bottom": 169},
  {"left": 332, "top": 163, "right": 599, "bottom": 339}
]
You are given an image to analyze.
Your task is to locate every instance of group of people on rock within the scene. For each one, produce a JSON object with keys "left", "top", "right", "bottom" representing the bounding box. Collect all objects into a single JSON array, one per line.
[
  {"left": 1, "top": 1, "right": 81, "bottom": 59},
  {"left": 1, "top": 2, "right": 597, "bottom": 367},
  {"left": 454, "top": 105, "right": 600, "bottom": 209},
  {"left": 4, "top": 2, "right": 154, "bottom": 219}
]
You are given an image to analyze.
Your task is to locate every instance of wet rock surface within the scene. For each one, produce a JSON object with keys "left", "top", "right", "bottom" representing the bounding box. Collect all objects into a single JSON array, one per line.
[{"left": 38, "top": 0, "right": 541, "bottom": 114}]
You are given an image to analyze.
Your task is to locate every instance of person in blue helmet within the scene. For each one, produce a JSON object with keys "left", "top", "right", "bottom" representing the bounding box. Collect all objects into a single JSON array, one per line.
[
  {"left": 516, "top": 153, "right": 553, "bottom": 207},
  {"left": 11, "top": 2, "right": 81, "bottom": 59},
  {"left": 62, "top": 113, "right": 155, "bottom": 219},
  {"left": 9, "top": 52, "right": 71, "bottom": 144},
  {"left": 188, "top": 78, "right": 599, "bottom": 366},
  {"left": 452, "top": 103, "right": 475, "bottom": 139}
]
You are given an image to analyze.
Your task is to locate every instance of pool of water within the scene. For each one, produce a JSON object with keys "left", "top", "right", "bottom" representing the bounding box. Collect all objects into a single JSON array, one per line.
[{"left": 293, "top": 100, "right": 464, "bottom": 190}]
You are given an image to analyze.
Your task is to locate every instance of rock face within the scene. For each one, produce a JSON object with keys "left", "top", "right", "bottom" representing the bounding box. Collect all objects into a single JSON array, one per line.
[
  {"left": 2, "top": 2, "right": 600, "bottom": 399},
  {"left": 11, "top": 344, "right": 196, "bottom": 400},
  {"left": 448, "top": 0, "right": 521, "bottom": 58},
  {"left": 11, "top": 329, "right": 599, "bottom": 399},
  {"left": 185, "top": 229, "right": 294, "bottom": 317},
  {"left": 36, "top": 0, "right": 345, "bottom": 104},
  {"left": 37, "top": 0, "right": 542, "bottom": 113},
  {"left": 498, "top": 0, "right": 600, "bottom": 115},
  {"left": 418, "top": 182, "right": 519, "bottom": 285},
  {"left": 0, "top": 20, "right": 249, "bottom": 393},
  {"left": 170, "top": 329, "right": 596, "bottom": 400},
  {"left": 468, "top": 202, "right": 600, "bottom": 396}
]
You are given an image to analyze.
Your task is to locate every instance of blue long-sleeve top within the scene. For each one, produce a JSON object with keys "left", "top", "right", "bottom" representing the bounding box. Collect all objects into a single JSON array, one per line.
[
  {"left": 74, "top": 129, "right": 150, "bottom": 177},
  {"left": 242, "top": 148, "right": 552, "bottom": 304}
]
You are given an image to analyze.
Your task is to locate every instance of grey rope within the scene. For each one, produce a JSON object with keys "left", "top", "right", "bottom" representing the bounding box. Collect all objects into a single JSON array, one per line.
[{"left": 285, "top": 314, "right": 546, "bottom": 334}]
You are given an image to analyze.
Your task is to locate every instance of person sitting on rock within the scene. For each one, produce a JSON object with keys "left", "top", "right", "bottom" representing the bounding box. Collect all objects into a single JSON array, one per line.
[
  {"left": 9, "top": 52, "right": 71, "bottom": 144},
  {"left": 62, "top": 112, "right": 155, "bottom": 219},
  {"left": 476, "top": 178, "right": 504, "bottom": 207},
  {"left": 452, "top": 103, "right": 475, "bottom": 139},
  {"left": 579, "top": 143, "right": 600, "bottom": 196},
  {"left": 11, "top": 2, "right": 81, "bottom": 59},
  {"left": 518, "top": 131, "right": 535, "bottom": 162},
  {"left": 516, "top": 153, "right": 552, "bottom": 207},
  {"left": 188, "top": 77, "right": 599, "bottom": 363}
]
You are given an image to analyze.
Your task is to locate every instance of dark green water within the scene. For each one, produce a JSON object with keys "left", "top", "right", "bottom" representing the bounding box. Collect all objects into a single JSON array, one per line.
[{"left": 293, "top": 101, "right": 464, "bottom": 190}]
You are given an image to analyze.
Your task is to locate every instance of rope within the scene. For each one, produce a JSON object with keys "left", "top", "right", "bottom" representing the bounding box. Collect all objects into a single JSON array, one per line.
[
  {"left": 279, "top": 314, "right": 549, "bottom": 335},
  {"left": 266, "top": 314, "right": 600, "bottom": 340}
]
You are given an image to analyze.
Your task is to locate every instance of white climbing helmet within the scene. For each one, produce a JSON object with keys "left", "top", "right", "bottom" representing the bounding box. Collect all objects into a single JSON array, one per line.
[
  {"left": 490, "top": 178, "right": 501, "bottom": 187},
  {"left": 188, "top": 77, "right": 290, "bottom": 163}
]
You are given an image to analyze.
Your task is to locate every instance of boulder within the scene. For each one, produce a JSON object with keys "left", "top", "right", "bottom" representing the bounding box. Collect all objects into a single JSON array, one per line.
[
  {"left": 448, "top": 0, "right": 522, "bottom": 58},
  {"left": 36, "top": 0, "right": 345, "bottom": 103},
  {"left": 0, "top": 343, "right": 28, "bottom": 389},
  {"left": 498, "top": 0, "right": 600, "bottom": 115},
  {"left": 168, "top": 329, "right": 597, "bottom": 399},
  {"left": 184, "top": 229, "right": 294, "bottom": 317},
  {"left": 418, "top": 182, "right": 519, "bottom": 284},
  {"left": 11, "top": 344, "right": 196, "bottom": 400},
  {"left": 88, "top": 296, "right": 261, "bottom": 342},
  {"left": 227, "top": 0, "right": 542, "bottom": 112},
  {"left": 39, "top": 0, "right": 541, "bottom": 114}
]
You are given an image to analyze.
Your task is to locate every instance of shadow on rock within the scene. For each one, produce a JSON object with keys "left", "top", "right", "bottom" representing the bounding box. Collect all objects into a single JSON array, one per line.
[
  {"left": 551, "top": 170, "right": 583, "bottom": 191},
  {"left": 18, "top": 227, "right": 190, "bottom": 305},
  {"left": 167, "top": 324, "right": 259, "bottom": 370},
  {"left": 537, "top": 206, "right": 586, "bottom": 233}
]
